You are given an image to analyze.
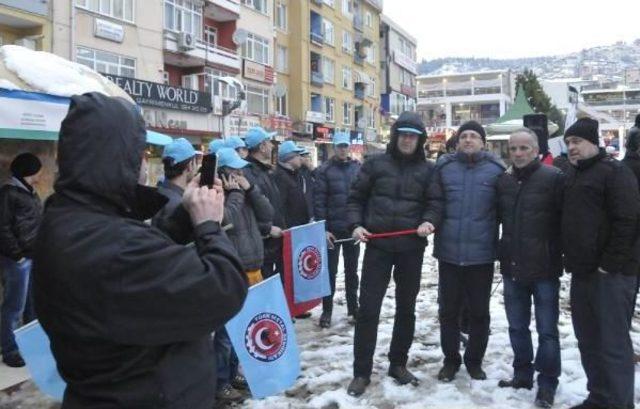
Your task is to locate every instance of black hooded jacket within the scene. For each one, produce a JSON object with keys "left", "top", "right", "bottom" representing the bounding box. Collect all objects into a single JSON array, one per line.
[
  {"left": 33, "top": 93, "right": 247, "bottom": 409},
  {"left": 347, "top": 111, "right": 441, "bottom": 252}
]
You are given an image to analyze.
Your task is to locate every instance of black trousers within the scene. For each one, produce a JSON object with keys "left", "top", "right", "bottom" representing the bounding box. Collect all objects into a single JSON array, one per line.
[
  {"left": 571, "top": 272, "right": 638, "bottom": 409},
  {"left": 353, "top": 246, "right": 425, "bottom": 378},
  {"left": 438, "top": 261, "right": 494, "bottom": 368},
  {"left": 323, "top": 238, "right": 361, "bottom": 315}
]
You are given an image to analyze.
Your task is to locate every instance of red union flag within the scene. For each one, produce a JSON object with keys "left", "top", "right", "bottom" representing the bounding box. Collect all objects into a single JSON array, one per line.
[{"left": 282, "top": 221, "right": 331, "bottom": 316}]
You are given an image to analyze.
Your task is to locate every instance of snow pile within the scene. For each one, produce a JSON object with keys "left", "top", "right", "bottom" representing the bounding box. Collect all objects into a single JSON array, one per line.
[
  {"left": 0, "top": 45, "right": 131, "bottom": 100},
  {"left": 0, "top": 79, "right": 21, "bottom": 90}
]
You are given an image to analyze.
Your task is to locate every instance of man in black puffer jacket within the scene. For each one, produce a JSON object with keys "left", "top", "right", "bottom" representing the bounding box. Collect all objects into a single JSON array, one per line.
[
  {"left": 0, "top": 153, "right": 42, "bottom": 367},
  {"left": 496, "top": 128, "right": 564, "bottom": 408},
  {"left": 314, "top": 132, "right": 361, "bottom": 328},
  {"left": 346, "top": 111, "right": 442, "bottom": 397},
  {"left": 562, "top": 118, "right": 640, "bottom": 409}
]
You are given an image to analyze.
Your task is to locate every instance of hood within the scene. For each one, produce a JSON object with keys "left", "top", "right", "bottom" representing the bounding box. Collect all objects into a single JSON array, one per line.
[
  {"left": 387, "top": 111, "right": 427, "bottom": 162},
  {"left": 55, "top": 92, "right": 147, "bottom": 213}
]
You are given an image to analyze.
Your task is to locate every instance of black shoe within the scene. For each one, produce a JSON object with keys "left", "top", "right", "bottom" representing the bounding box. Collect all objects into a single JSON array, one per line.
[
  {"left": 2, "top": 352, "right": 25, "bottom": 368},
  {"left": 534, "top": 388, "right": 555, "bottom": 408},
  {"left": 498, "top": 378, "right": 533, "bottom": 390},
  {"left": 347, "top": 376, "right": 370, "bottom": 397},
  {"left": 437, "top": 363, "right": 459, "bottom": 382},
  {"left": 466, "top": 365, "right": 487, "bottom": 380},
  {"left": 319, "top": 311, "right": 331, "bottom": 328},
  {"left": 388, "top": 365, "right": 419, "bottom": 386},
  {"left": 295, "top": 312, "right": 312, "bottom": 319},
  {"left": 215, "top": 384, "right": 244, "bottom": 403},
  {"left": 230, "top": 374, "right": 248, "bottom": 390}
]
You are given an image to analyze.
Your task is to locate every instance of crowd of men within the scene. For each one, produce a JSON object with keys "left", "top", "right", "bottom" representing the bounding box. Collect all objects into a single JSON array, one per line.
[{"left": 0, "top": 92, "right": 639, "bottom": 409}]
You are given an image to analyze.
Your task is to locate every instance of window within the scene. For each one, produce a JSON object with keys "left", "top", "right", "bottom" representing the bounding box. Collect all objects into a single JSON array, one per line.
[
  {"left": 399, "top": 37, "right": 413, "bottom": 59},
  {"left": 322, "top": 19, "right": 334, "bottom": 46},
  {"left": 365, "top": 11, "right": 372, "bottom": 27},
  {"left": 342, "top": 30, "right": 353, "bottom": 54},
  {"left": 341, "top": 0, "right": 352, "bottom": 15},
  {"left": 242, "top": 33, "right": 270, "bottom": 65},
  {"left": 162, "top": 71, "right": 169, "bottom": 84},
  {"left": 343, "top": 102, "right": 352, "bottom": 125},
  {"left": 182, "top": 74, "right": 199, "bottom": 90},
  {"left": 204, "top": 67, "right": 238, "bottom": 99},
  {"left": 276, "top": 45, "right": 288, "bottom": 72},
  {"left": 366, "top": 46, "right": 376, "bottom": 65},
  {"left": 324, "top": 97, "right": 335, "bottom": 122},
  {"left": 204, "top": 26, "right": 217, "bottom": 47},
  {"left": 322, "top": 57, "right": 334, "bottom": 84},
  {"left": 275, "top": 93, "right": 287, "bottom": 116},
  {"left": 241, "top": 0, "right": 268, "bottom": 14},
  {"left": 342, "top": 66, "right": 352, "bottom": 89},
  {"left": 164, "top": 0, "right": 202, "bottom": 39},
  {"left": 76, "top": 0, "right": 134, "bottom": 23},
  {"left": 368, "top": 77, "right": 376, "bottom": 97},
  {"left": 246, "top": 86, "right": 270, "bottom": 114},
  {"left": 275, "top": 2, "right": 287, "bottom": 31},
  {"left": 367, "top": 108, "right": 375, "bottom": 128},
  {"left": 76, "top": 46, "right": 136, "bottom": 77}
]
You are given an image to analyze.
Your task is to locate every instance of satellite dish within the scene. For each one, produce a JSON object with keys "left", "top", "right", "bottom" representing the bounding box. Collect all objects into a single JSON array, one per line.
[
  {"left": 273, "top": 83, "right": 286, "bottom": 98},
  {"left": 232, "top": 29, "right": 248, "bottom": 46},
  {"left": 357, "top": 118, "right": 367, "bottom": 129}
]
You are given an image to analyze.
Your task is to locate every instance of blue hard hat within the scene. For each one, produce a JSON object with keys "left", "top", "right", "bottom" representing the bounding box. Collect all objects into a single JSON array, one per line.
[
  {"left": 333, "top": 132, "right": 351, "bottom": 146},
  {"left": 227, "top": 135, "right": 247, "bottom": 150},
  {"left": 162, "top": 138, "right": 196, "bottom": 164},
  {"left": 245, "top": 127, "right": 277, "bottom": 149},
  {"left": 208, "top": 139, "right": 227, "bottom": 154},
  {"left": 278, "top": 140, "right": 305, "bottom": 161},
  {"left": 217, "top": 147, "right": 249, "bottom": 169},
  {"left": 146, "top": 130, "right": 173, "bottom": 146}
]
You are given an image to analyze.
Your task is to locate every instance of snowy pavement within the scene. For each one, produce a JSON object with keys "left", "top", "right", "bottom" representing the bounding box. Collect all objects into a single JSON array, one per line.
[{"left": 3, "top": 250, "right": 640, "bottom": 408}]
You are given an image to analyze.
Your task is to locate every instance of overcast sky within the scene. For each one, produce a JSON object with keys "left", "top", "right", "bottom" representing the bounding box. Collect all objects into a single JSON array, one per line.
[{"left": 383, "top": 0, "right": 639, "bottom": 60}]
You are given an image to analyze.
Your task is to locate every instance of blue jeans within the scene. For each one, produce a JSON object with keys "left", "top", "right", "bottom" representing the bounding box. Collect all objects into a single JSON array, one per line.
[
  {"left": 1, "top": 256, "right": 35, "bottom": 358},
  {"left": 503, "top": 276, "right": 561, "bottom": 392},
  {"left": 213, "top": 328, "right": 238, "bottom": 390}
]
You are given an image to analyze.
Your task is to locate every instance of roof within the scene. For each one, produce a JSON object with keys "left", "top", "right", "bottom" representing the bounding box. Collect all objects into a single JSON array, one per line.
[
  {"left": 381, "top": 15, "right": 417, "bottom": 45},
  {"left": 495, "top": 84, "right": 535, "bottom": 123}
]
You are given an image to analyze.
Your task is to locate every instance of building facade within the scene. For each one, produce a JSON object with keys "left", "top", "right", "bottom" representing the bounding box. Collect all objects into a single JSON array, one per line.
[
  {"left": 281, "top": 0, "right": 382, "bottom": 161},
  {"left": 0, "top": 0, "right": 52, "bottom": 51},
  {"left": 379, "top": 14, "right": 417, "bottom": 142},
  {"left": 417, "top": 69, "right": 515, "bottom": 132}
]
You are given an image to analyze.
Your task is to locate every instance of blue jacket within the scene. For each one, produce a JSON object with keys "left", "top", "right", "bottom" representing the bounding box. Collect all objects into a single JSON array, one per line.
[
  {"left": 431, "top": 151, "right": 505, "bottom": 265},
  {"left": 313, "top": 157, "right": 361, "bottom": 235}
]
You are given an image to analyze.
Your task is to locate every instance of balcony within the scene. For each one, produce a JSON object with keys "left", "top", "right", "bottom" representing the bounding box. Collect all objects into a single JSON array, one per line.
[
  {"left": 354, "top": 53, "right": 364, "bottom": 66},
  {"left": 311, "top": 71, "right": 324, "bottom": 87},
  {"left": 310, "top": 32, "right": 323, "bottom": 46},
  {"left": 204, "top": 0, "right": 240, "bottom": 21},
  {"left": 164, "top": 32, "right": 240, "bottom": 71},
  {"left": 0, "top": 0, "right": 48, "bottom": 16}
]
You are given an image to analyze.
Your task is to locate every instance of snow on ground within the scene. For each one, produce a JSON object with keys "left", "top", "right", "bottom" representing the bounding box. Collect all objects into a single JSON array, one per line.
[{"left": 3, "top": 247, "right": 640, "bottom": 408}]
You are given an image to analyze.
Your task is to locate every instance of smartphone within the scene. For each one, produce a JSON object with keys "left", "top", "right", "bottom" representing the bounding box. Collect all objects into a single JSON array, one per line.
[{"left": 200, "top": 153, "right": 217, "bottom": 188}]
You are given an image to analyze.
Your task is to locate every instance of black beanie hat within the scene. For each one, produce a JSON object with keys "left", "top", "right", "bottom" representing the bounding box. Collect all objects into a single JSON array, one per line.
[
  {"left": 10, "top": 153, "right": 42, "bottom": 178},
  {"left": 457, "top": 121, "right": 486, "bottom": 142},
  {"left": 564, "top": 117, "right": 599, "bottom": 146}
]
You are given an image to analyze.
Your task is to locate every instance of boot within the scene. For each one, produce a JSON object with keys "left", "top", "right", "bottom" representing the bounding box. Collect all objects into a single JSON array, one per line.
[
  {"left": 498, "top": 378, "right": 533, "bottom": 390},
  {"left": 388, "top": 365, "right": 419, "bottom": 386},
  {"left": 215, "top": 384, "right": 243, "bottom": 403},
  {"left": 437, "top": 362, "right": 459, "bottom": 382},
  {"left": 534, "top": 388, "right": 555, "bottom": 408},
  {"left": 2, "top": 352, "right": 25, "bottom": 368},
  {"left": 319, "top": 311, "right": 331, "bottom": 328},
  {"left": 230, "top": 374, "right": 248, "bottom": 390},
  {"left": 347, "top": 376, "right": 370, "bottom": 397},
  {"left": 466, "top": 365, "right": 487, "bottom": 380}
]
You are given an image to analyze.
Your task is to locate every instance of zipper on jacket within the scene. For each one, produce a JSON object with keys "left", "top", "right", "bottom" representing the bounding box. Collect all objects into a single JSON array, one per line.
[{"left": 511, "top": 177, "right": 524, "bottom": 279}]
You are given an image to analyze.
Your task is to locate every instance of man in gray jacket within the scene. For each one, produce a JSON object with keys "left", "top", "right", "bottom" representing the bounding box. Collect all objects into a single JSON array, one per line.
[{"left": 430, "top": 121, "right": 505, "bottom": 382}]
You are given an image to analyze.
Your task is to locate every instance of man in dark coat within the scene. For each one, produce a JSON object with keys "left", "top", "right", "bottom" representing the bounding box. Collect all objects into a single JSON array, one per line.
[
  {"left": 622, "top": 114, "right": 640, "bottom": 186},
  {"left": 33, "top": 93, "right": 248, "bottom": 409},
  {"left": 562, "top": 117, "right": 640, "bottom": 409},
  {"left": 314, "top": 132, "right": 361, "bottom": 328},
  {"left": 0, "top": 153, "right": 42, "bottom": 367},
  {"left": 496, "top": 128, "right": 564, "bottom": 408},
  {"left": 346, "top": 111, "right": 441, "bottom": 397},
  {"left": 430, "top": 120, "right": 506, "bottom": 382},
  {"left": 274, "top": 141, "right": 310, "bottom": 228},
  {"left": 243, "top": 127, "right": 286, "bottom": 279},
  {"left": 151, "top": 138, "right": 198, "bottom": 232}
]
